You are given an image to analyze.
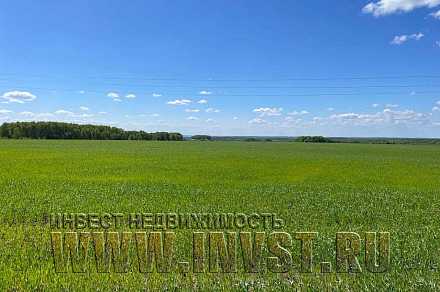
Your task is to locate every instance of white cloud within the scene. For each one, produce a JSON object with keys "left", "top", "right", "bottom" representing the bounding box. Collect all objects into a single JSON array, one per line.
[
  {"left": 206, "top": 118, "right": 214, "bottom": 122},
  {"left": 79, "top": 106, "right": 89, "bottom": 111},
  {"left": 185, "top": 109, "right": 200, "bottom": 113},
  {"left": 431, "top": 9, "right": 440, "bottom": 18},
  {"left": 412, "top": 32, "right": 424, "bottom": 40},
  {"left": 385, "top": 104, "right": 399, "bottom": 108},
  {"left": 197, "top": 99, "right": 208, "bottom": 104},
  {"left": 151, "top": 113, "right": 160, "bottom": 117},
  {"left": 363, "top": 0, "right": 440, "bottom": 16},
  {"left": 312, "top": 117, "right": 323, "bottom": 124},
  {"left": 0, "top": 109, "right": 12, "bottom": 114},
  {"left": 332, "top": 113, "right": 361, "bottom": 120},
  {"left": 391, "top": 33, "right": 424, "bottom": 45},
  {"left": 107, "top": 92, "right": 123, "bottom": 102},
  {"left": 35, "top": 113, "right": 55, "bottom": 119},
  {"left": 284, "top": 116, "right": 303, "bottom": 124},
  {"left": 1, "top": 91, "right": 37, "bottom": 104},
  {"left": 248, "top": 118, "right": 267, "bottom": 124},
  {"left": 233, "top": 117, "right": 239, "bottom": 120},
  {"left": 152, "top": 93, "right": 162, "bottom": 97},
  {"left": 206, "top": 108, "right": 220, "bottom": 113},
  {"left": 253, "top": 107, "right": 283, "bottom": 117},
  {"left": 98, "top": 111, "right": 108, "bottom": 115},
  {"left": 199, "top": 90, "right": 212, "bottom": 95},
  {"left": 327, "top": 108, "right": 431, "bottom": 126},
  {"left": 327, "top": 107, "right": 335, "bottom": 111},
  {"left": 125, "top": 93, "right": 136, "bottom": 99},
  {"left": 391, "top": 35, "right": 408, "bottom": 45},
  {"left": 167, "top": 99, "right": 192, "bottom": 105},
  {"left": 187, "top": 116, "right": 199, "bottom": 120},
  {"left": 433, "top": 106, "right": 440, "bottom": 111},
  {"left": 436, "top": 101, "right": 440, "bottom": 105},
  {"left": 78, "top": 113, "right": 94, "bottom": 118},
  {"left": 372, "top": 103, "right": 380, "bottom": 108},
  {"left": 19, "top": 111, "right": 34, "bottom": 116},
  {"left": 287, "top": 110, "right": 309, "bottom": 116},
  {"left": 107, "top": 92, "right": 119, "bottom": 99},
  {"left": 55, "top": 109, "right": 74, "bottom": 115},
  {"left": 79, "top": 90, "right": 85, "bottom": 94}
]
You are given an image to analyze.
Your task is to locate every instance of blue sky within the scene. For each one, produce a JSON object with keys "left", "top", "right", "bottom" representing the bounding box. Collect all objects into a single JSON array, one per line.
[{"left": 0, "top": 0, "right": 440, "bottom": 137}]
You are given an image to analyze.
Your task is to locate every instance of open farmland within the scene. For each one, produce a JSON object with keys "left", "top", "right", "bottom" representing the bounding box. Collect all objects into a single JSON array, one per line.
[{"left": 0, "top": 140, "right": 439, "bottom": 290}]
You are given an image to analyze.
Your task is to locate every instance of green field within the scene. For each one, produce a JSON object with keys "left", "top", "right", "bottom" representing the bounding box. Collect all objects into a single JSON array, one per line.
[{"left": 0, "top": 140, "right": 439, "bottom": 290}]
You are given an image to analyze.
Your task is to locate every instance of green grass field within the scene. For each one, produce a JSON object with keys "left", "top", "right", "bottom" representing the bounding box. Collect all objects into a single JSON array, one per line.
[{"left": 0, "top": 140, "right": 439, "bottom": 290}]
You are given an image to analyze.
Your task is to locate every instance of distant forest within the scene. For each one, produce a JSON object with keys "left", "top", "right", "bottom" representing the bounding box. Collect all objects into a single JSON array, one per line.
[
  {"left": 0, "top": 122, "right": 183, "bottom": 141},
  {"left": 206, "top": 135, "right": 440, "bottom": 145}
]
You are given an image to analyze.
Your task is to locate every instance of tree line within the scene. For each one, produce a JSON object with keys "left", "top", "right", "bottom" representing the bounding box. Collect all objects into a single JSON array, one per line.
[
  {"left": 191, "top": 135, "right": 212, "bottom": 141},
  {"left": 296, "top": 136, "right": 334, "bottom": 143},
  {"left": 0, "top": 122, "right": 183, "bottom": 141}
]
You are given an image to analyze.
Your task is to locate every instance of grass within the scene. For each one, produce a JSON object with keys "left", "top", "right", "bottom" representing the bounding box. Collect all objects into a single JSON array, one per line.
[{"left": 0, "top": 140, "right": 439, "bottom": 290}]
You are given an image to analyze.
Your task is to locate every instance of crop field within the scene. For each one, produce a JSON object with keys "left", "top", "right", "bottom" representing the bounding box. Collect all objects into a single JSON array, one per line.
[{"left": 0, "top": 139, "right": 439, "bottom": 290}]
